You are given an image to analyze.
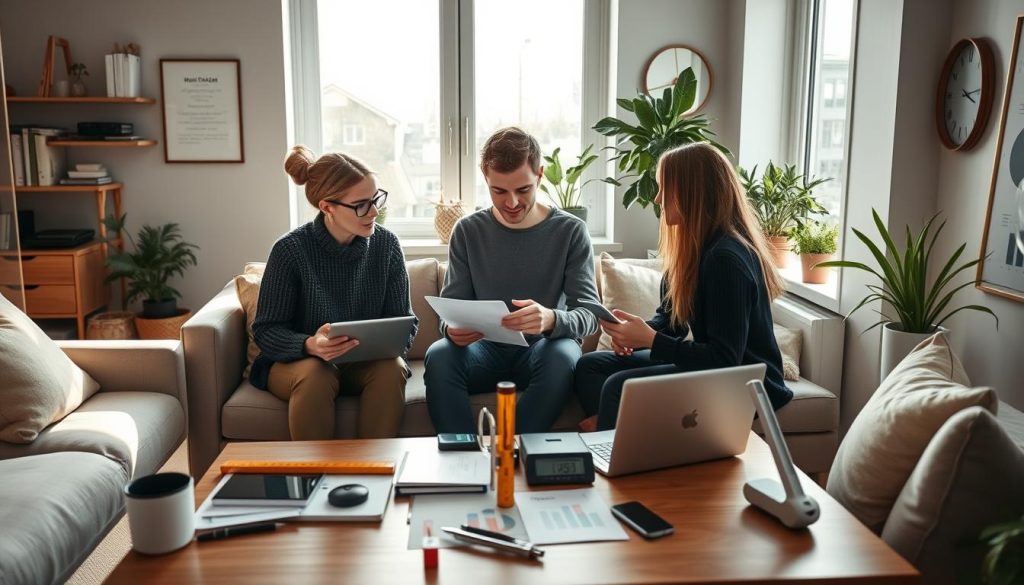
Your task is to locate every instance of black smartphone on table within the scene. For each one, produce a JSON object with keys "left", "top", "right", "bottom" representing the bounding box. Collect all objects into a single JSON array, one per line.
[{"left": 610, "top": 501, "right": 674, "bottom": 539}]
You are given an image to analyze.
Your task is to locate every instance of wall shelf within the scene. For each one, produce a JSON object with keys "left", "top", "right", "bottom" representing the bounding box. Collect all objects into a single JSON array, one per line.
[
  {"left": 46, "top": 139, "right": 157, "bottom": 147},
  {"left": 7, "top": 96, "right": 155, "bottom": 104},
  {"left": 16, "top": 183, "right": 124, "bottom": 193}
]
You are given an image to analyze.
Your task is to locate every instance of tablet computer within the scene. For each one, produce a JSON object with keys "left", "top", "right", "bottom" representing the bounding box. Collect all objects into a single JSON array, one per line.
[
  {"left": 326, "top": 315, "right": 416, "bottom": 365},
  {"left": 211, "top": 473, "right": 323, "bottom": 507},
  {"left": 577, "top": 299, "right": 623, "bottom": 323}
]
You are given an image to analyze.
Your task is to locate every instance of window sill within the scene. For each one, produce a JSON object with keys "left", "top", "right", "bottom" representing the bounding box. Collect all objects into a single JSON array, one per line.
[
  {"left": 777, "top": 256, "right": 840, "bottom": 313},
  {"left": 401, "top": 238, "right": 623, "bottom": 259}
]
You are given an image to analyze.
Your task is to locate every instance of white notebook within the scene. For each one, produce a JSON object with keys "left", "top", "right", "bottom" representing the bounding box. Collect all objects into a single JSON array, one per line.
[{"left": 395, "top": 451, "right": 491, "bottom": 496}]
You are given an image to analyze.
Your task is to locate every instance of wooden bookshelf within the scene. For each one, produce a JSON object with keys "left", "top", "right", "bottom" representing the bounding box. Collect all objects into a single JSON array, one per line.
[
  {"left": 47, "top": 139, "right": 157, "bottom": 147},
  {"left": 7, "top": 96, "right": 155, "bottom": 104}
]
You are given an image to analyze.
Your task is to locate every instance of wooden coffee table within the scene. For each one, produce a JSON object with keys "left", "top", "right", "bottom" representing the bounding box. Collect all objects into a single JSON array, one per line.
[{"left": 106, "top": 434, "right": 918, "bottom": 584}]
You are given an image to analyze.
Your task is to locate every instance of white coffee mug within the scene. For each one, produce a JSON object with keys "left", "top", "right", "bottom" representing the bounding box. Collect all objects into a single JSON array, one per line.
[
  {"left": 53, "top": 80, "right": 69, "bottom": 97},
  {"left": 124, "top": 472, "right": 195, "bottom": 554}
]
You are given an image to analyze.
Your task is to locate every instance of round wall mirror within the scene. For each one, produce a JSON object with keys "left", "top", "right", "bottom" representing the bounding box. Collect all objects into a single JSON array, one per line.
[{"left": 643, "top": 45, "right": 712, "bottom": 114}]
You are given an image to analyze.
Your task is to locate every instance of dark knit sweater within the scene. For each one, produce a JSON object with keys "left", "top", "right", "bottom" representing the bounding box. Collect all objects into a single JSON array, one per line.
[
  {"left": 249, "top": 215, "right": 417, "bottom": 390},
  {"left": 442, "top": 207, "right": 599, "bottom": 341},
  {"left": 647, "top": 231, "right": 793, "bottom": 410}
]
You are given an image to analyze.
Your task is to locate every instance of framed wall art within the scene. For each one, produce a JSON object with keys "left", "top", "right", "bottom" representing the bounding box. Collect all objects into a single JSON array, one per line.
[
  {"left": 160, "top": 59, "right": 244, "bottom": 163},
  {"left": 977, "top": 15, "right": 1024, "bottom": 302}
]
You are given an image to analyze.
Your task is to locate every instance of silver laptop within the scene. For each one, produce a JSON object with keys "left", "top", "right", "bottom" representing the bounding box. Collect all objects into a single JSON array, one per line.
[{"left": 581, "top": 364, "right": 766, "bottom": 477}]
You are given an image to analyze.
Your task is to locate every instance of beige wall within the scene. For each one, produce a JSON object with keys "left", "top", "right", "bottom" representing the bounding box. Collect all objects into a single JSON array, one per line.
[
  {"left": 0, "top": 0, "right": 291, "bottom": 312},
  {"left": 932, "top": 0, "right": 1024, "bottom": 410}
]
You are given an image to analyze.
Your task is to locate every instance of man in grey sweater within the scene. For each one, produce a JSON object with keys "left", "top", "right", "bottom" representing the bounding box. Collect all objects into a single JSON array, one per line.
[{"left": 425, "top": 127, "right": 600, "bottom": 433}]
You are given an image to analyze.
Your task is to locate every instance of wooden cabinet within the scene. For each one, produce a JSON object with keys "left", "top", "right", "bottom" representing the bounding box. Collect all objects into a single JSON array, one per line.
[{"left": 1, "top": 241, "right": 107, "bottom": 335}]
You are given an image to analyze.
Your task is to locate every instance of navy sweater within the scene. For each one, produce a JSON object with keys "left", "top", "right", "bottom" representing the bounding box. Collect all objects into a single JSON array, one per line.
[
  {"left": 250, "top": 215, "right": 417, "bottom": 389},
  {"left": 647, "top": 232, "right": 792, "bottom": 410}
]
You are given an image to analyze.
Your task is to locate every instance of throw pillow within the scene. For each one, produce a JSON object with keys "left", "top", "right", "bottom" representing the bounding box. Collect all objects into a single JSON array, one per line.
[
  {"left": 773, "top": 324, "right": 801, "bottom": 381},
  {"left": 597, "top": 253, "right": 663, "bottom": 351},
  {"left": 0, "top": 293, "right": 100, "bottom": 443},
  {"left": 235, "top": 262, "right": 265, "bottom": 378},
  {"left": 826, "top": 333, "right": 998, "bottom": 533},
  {"left": 881, "top": 406, "right": 1024, "bottom": 584}
]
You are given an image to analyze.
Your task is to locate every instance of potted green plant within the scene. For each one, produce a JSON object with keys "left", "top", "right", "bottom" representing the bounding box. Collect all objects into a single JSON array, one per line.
[
  {"left": 69, "top": 62, "right": 88, "bottom": 97},
  {"left": 981, "top": 514, "right": 1024, "bottom": 585},
  {"left": 539, "top": 145, "right": 599, "bottom": 222},
  {"left": 593, "top": 67, "right": 728, "bottom": 218},
  {"left": 103, "top": 214, "right": 199, "bottom": 339},
  {"left": 817, "top": 209, "right": 998, "bottom": 381},
  {"left": 791, "top": 221, "right": 839, "bottom": 284},
  {"left": 738, "top": 162, "right": 829, "bottom": 268}
]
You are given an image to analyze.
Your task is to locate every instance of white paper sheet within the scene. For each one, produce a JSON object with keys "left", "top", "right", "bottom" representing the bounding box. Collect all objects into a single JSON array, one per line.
[
  {"left": 425, "top": 296, "right": 528, "bottom": 346},
  {"left": 514, "top": 488, "right": 628, "bottom": 544},
  {"left": 407, "top": 493, "right": 529, "bottom": 549}
]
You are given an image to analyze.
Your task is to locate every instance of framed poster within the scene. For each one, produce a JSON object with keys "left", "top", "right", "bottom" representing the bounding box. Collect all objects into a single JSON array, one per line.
[
  {"left": 978, "top": 15, "right": 1024, "bottom": 302},
  {"left": 160, "top": 59, "right": 244, "bottom": 163}
]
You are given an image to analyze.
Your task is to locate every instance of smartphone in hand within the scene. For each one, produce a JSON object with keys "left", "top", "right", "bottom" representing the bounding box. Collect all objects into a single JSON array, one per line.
[
  {"left": 611, "top": 501, "right": 674, "bottom": 539},
  {"left": 577, "top": 299, "right": 624, "bottom": 324}
]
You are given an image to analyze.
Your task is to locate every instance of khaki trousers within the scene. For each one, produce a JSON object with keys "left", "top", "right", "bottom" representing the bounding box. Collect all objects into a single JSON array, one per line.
[{"left": 267, "top": 357, "right": 408, "bottom": 441}]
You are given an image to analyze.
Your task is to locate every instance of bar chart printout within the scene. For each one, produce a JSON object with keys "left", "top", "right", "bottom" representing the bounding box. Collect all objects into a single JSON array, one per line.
[{"left": 515, "top": 488, "right": 628, "bottom": 545}]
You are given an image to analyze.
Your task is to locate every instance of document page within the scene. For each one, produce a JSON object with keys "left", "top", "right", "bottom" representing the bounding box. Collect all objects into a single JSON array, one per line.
[
  {"left": 425, "top": 296, "right": 528, "bottom": 346},
  {"left": 515, "top": 488, "right": 628, "bottom": 544}
]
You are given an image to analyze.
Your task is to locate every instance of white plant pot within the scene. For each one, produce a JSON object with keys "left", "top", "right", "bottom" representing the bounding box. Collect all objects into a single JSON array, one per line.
[{"left": 879, "top": 322, "right": 947, "bottom": 383}]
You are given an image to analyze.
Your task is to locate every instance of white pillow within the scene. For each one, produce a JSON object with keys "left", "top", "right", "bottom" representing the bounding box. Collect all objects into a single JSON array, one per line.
[
  {"left": 881, "top": 406, "right": 1024, "bottom": 583},
  {"left": 597, "top": 253, "right": 663, "bottom": 351},
  {"left": 773, "top": 324, "right": 801, "bottom": 381},
  {"left": 826, "top": 333, "right": 998, "bottom": 533},
  {"left": 0, "top": 293, "right": 100, "bottom": 443}
]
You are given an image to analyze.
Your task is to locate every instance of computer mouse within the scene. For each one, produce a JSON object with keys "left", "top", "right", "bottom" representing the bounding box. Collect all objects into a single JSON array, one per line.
[{"left": 328, "top": 484, "right": 369, "bottom": 508}]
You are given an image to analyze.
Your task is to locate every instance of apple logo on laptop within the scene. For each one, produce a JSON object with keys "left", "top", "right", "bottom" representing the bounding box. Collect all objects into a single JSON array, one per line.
[{"left": 681, "top": 409, "right": 699, "bottom": 429}]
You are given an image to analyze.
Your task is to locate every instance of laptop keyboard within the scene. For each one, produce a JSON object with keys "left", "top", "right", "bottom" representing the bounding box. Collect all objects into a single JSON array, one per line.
[{"left": 588, "top": 441, "right": 613, "bottom": 465}]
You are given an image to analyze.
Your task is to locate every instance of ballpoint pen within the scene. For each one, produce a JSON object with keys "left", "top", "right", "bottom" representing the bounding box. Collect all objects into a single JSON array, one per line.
[
  {"left": 197, "top": 522, "right": 280, "bottom": 542},
  {"left": 441, "top": 525, "right": 545, "bottom": 559}
]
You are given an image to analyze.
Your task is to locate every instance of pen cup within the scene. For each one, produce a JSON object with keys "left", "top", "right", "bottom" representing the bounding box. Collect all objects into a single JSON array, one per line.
[{"left": 124, "top": 472, "right": 195, "bottom": 554}]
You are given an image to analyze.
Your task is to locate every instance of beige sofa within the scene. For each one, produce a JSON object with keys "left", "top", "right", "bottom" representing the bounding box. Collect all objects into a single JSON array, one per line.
[
  {"left": 183, "top": 257, "right": 844, "bottom": 478},
  {"left": 0, "top": 340, "right": 187, "bottom": 585}
]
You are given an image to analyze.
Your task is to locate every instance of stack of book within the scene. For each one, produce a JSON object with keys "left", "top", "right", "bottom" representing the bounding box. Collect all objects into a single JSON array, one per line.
[
  {"left": 61, "top": 164, "right": 114, "bottom": 186},
  {"left": 9, "top": 126, "right": 67, "bottom": 186}
]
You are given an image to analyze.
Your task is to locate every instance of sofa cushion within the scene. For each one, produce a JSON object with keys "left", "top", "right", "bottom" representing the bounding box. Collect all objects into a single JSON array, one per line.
[
  {"left": 234, "top": 262, "right": 265, "bottom": 378},
  {"left": 0, "top": 391, "right": 185, "bottom": 479},
  {"left": 0, "top": 293, "right": 100, "bottom": 444},
  {"left": 881, "top": 407, "right": 1024, "bottom": 584},
  {"left": 827, "top": 333, "right": 998, "bottom": 533},
  {"left": 752, "top": 377, "right": 837, "bottom": 434},
  {"left": 0, "top": 452, "right": 127, "bottom": 585},
  {"left": 407, "top": 258, "right": 441, "bottom": 360},
  {"left": 597, "top": 253, "right": 663, "bottom": 350},
  {"left": 223, "top": 360, "right": 586, "bottom": 440},
  {"left": 773, "top": 324, "right": 801, "bottom": 381}
]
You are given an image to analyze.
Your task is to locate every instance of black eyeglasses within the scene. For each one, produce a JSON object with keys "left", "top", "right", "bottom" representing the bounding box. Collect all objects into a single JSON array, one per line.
[{"left": 325, "top": 190, "right": 388, "bottom": 217}]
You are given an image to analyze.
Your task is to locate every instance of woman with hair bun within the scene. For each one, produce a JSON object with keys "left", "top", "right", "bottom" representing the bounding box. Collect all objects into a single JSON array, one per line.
[{"left": 250, "top": 145, "right": 416, "bottom": 440}]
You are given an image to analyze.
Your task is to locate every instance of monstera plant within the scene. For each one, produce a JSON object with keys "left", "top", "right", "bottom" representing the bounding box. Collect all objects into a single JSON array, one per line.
[{"left": 593, "top": 67, "right": 728, "bottom": 217}]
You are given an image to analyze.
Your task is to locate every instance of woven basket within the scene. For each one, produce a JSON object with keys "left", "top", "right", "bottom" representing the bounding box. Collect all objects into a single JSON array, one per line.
[
  {"left": 134, "top": 309, "right": 193, "bottom": 340},
  {"left": 86, "top": 311, "right": 138, "bottom": 340},
  {"left": 434, "top": 200, "right": 465, "bottom": 244}
]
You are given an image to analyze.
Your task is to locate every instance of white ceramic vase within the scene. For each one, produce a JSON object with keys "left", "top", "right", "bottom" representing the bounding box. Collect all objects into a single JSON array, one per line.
[{"left": 879, "top": 322, "right": 947, "bottom": 383}]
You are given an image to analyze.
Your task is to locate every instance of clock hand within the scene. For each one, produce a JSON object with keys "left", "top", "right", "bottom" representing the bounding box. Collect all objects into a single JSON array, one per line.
[
  {"left": 966, "top": 88, "right": 981, "bottom": 96},
  {"left": 961, "top": 88, "right": 977, "bottom": 103}
]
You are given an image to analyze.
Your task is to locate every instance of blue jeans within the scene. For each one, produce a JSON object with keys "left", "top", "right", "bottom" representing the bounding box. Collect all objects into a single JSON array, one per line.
[
  {"left": 573, "top": 350, "right": 681, "bottom": 431},
  {"left": 424, "top": 337, "right": 582, "bottom": 433}
]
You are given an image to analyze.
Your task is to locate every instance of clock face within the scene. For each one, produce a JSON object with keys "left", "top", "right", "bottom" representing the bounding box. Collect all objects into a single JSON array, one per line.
[{"left": 943, "top": 43, "right": 985, "bottom": 146}]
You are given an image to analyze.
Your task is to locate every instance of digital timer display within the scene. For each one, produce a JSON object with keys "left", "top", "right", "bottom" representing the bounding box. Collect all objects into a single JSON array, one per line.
[{"left": 536, "top": 458, "right": 585, "bottom": 477}]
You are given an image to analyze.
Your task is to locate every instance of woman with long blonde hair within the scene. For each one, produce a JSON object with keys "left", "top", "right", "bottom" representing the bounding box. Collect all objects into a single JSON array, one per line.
[{"left": 574, "top": 142, "right": 792, "bottom": 431}]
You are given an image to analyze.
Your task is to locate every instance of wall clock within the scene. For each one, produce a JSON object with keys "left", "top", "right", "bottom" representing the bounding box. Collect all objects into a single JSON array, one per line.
[{"left": 935, "top": 37, "right": 995, "bottom": 151}]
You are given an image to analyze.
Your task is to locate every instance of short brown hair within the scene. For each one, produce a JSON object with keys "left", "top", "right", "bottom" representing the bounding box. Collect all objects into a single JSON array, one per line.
[
  {"left": 284, "top": 145, "right": 373, "bottom": 208},
  {"left": 479, "top": 127, "right": 541, "bottom": 174}
]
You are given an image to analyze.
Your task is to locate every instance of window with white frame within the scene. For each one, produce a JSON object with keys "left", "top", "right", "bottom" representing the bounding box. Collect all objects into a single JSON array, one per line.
[
  {"left": 290, "top": 0, "right": 611, "bottom": 240},
  {"left": 781, "top": 0, "right": 856, "bottom": 306}
]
